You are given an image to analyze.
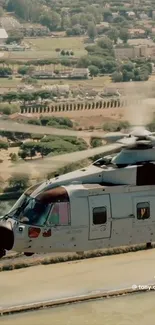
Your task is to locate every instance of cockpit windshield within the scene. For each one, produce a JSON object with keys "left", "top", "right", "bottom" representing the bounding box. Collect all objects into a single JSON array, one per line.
[{"left": 6, "top": 194, "right": 52, "bottom": 226}]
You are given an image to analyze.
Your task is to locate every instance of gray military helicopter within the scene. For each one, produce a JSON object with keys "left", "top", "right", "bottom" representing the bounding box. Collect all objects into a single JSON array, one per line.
[{"left": 1, "top": 120, "right": 155, "bottom": 258}]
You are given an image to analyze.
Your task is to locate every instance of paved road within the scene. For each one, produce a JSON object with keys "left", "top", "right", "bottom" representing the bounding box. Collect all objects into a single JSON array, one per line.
[{"left": 1, "top": 249, "right": 155, "bottom": 309}]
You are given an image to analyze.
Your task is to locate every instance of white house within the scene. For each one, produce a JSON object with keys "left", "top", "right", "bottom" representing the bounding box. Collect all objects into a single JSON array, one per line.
[{"left": 0, "top": 29, "right": 8, "bottom": 44}]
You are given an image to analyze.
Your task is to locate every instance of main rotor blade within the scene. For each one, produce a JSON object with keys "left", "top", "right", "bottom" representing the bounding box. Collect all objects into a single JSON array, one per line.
[
  {"left": 0, "top": 120, "right": 106, "bottom": 139},
  {"left": 146, "top": 135, "right": 155, "bottom": 143},
  {"left": 102, "top": 132, "right": 128, "bottom": 141},
  {"left": 117, "top": 137, "right": 137, "bottom": 145},
  {"left": 5, "top": 143, "right": 123, "bottom": 177}
]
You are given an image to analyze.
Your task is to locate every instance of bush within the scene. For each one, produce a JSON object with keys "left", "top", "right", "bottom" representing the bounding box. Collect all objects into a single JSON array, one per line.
[
  {"left": 0, "top": 103, "right": 20, "bottom": 115},
  {"left": 8, "top": 174, "right": 30, "bottom": 191},
  {"left": 90, "top": 137, "right": 103, "bottom": 147},
  {"left": 27, "top": 119, "right": 41, "bottom": 126},
  {"left": 0, "top": 141, "right": 9, "bottom": 150},
  {"left": 10, "top": 153, "right": 18, "bottom": 162},
  {"left": 19, "top": 136, "right": 88, "bottom": 159},
  {"left": 40, "top": 116, "right": 73, "bottom": 128},
  {"left": 103, "top": 121, "right": 130, "bottom": 132}
]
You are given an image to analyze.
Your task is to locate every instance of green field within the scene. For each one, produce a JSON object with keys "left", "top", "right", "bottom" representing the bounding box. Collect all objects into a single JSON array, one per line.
[
  {"left": 0, "top": 76, "right": 111, "bottom": 91},
  {"left": 0, "top": 77, "right": 20, "bottom": 89},
  {"left": 26, "top": 37, "right": 86, "bottom": 51},
  {"left": 3, "top": 37, "right": 87, "bottom": 60},
  {"left": 38, "top": 76, "right": 111, "bottom": 89}
]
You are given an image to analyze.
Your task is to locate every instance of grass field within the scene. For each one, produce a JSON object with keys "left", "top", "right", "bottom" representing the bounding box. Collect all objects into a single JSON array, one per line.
[
  {"left": 0, "top": 78, "right": 20, "bottom": 91},
  {"left": 26, "top": 37, "right": 86, "bottom": 51},
  {"left": 3, "top": 37, "right": 87, "bottom": 60},
  {"left": 0, "top": 76, "right": 111, "bottom": 91},
  {"left": 38, "top": 76, "right": 111, "bottom": 89}
]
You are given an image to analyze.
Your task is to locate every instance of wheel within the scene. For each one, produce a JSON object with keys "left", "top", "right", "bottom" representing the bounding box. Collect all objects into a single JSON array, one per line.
[
  {"left": 24, "top": 252, "right": 34, "bottom": 257},
  {"left": 0, "top": 249, "right": 6, "bottom": 258},
  {"left": 146, "top": 242, "right": 152, "bottom": 249}
]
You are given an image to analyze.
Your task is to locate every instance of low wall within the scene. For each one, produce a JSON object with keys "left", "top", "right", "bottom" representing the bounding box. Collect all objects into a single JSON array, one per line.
[{"left": 20, "top": 97, "right": 143, "bottom": 114}]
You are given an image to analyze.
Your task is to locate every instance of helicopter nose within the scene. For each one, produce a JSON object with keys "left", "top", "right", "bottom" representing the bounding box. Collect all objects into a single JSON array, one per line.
[{"left": 0, "top": 221, "right": 14, "bottom": 251}]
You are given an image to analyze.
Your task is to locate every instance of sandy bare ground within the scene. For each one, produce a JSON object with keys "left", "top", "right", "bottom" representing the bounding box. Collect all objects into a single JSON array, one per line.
[
  {"left": 1, "top": 89, "right": 155, "bottom": 180},
  {"left": 1, "top": 249, "right": 155, "bottom": 308}
]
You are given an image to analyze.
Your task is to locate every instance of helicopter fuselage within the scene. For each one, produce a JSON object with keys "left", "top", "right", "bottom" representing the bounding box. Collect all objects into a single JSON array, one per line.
[
  {"left": 1, "top": 144, "right": 155, "bottom": 257},
  {"left": 1, "top": 163, "right": 155, "bottom": 256}
]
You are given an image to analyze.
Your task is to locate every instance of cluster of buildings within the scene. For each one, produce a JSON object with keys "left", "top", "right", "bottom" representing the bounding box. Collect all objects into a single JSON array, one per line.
[
  {"left": 114, "top": 44, "right": 155, "bottom": 60},
  {"left": 31, "top": 68, "right": 90, "bottom": 80}
]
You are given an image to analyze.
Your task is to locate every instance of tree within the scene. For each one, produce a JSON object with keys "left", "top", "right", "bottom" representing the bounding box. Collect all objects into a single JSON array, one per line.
[
  {"left": 66, "top": 25, "right": 84, "bottom": 36},
  {"left": 103, "top": 10, "right": 113, "bottom": 23},
  {"left": 61, "top": 49, "right": 66, "bottom": 56},
  {"left": 122, "top": 62, "right": 134, "bottom": 72},
  {"left": 114, "top": 16, "right": 126, "bottom": 24},
  {"left": 18, "top": 66, "right": 29, "bottom": 75},
  {"left": 18, "top": 92, "right": 35, "bottom": 104},
  {"left": 102, "top": 60, "right": 117, "bottom": 74},
  {"left": 8, "top": 174, "right": 30, "bottom": 191},
  {"left": 10, "top": 153, "right": 18, "bottom": 162},
  {"left": 90, "top": 137, "right": 102, "bottom": 147},
  {"left": 27, "top": 119, "right": 41, "bottom": 125},
  {"left": 71, "top": 14, "right": 80, "bottom": 26},
  {"left": 50, "top": 11, "right": 61, "bottom": 30},
  {"left": 2, "top": 92, "right": 18, "bottom": 103},
  {"left": 0, "top": 141, "right": 8, "bottom": 150},
  {"left": 112, "top": 71, "right": 123, "bottom": 82},
  {"left": 6, "top": 0, "right": 42, "bottom": 23},
  {"left": 0, "top": 102, "right": 20, "bottom": 114},
  {"left": 77, "top": 56, "right": 91, "bottom": 68},
  {"left": 61, "top": 12, "right": 70, "bottom": 30},
  {"left": 122, "top": 70, "right": 134, "bottom": 81},
  {"left": 89, "top": 56, "right": 103, "bottom": 69},
  {"left": 107, "top": 28, "right": 119, "bottom": 44},
  {"left": 87, "top": 22, "right": 97, "bottom": 41},
  {"left": 39, "top": 11, "right": 61, "bottom": 31},
  {"left": 85, "top": 5, "right": 102, "bottom": 24},
  {"left": 97, "top": 37, "right": 113, "bottom": 50},
  {"left": 72, "top": 25, "right": 83, "bottom": 35},
  {"left": 35, "top": 90, "right": 52, "bottom": 101},
  {"left": 18, "top": 150, "right": 29, "bottom": 160},
  {"left": 6, "top": 30, "right": 24, "bottom": 44},
  {"left": 30, "top": 148, "right": 36, "bottom": 159},
  {"left": 0, "top": 104, "right": 11, "bottom": 115},
  {"left": 0, "top": 67, "right": 12, "bottom": 77},
  {"left": 119, "top": 28, "right": 129, "bottom": 43},
  {"left": 88, "top": 65, "right": 99, "bottom": 77}
]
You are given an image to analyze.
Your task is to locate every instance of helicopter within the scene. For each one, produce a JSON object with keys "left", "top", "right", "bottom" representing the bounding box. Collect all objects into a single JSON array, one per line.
[{"left": 1, "top": 120, "right": 155, "bottom": 258}]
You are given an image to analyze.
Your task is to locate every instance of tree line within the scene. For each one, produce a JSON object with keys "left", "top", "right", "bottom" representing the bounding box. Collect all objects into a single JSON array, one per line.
[{"left": 4, "top": 0, "right": 155, "bottom": 35}]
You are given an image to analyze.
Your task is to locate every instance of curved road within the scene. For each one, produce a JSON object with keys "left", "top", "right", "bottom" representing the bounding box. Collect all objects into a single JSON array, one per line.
[{"left": 1, "top": 249, "right": 155, "bottom": 310}]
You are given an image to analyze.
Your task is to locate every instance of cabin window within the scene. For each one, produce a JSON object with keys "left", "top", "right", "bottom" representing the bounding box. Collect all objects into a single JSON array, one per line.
[
  {"left": 47, "top": 202, "right": 70, "bottom": 226},
  {"left": 137, "top": 202, "right": 150, "bottom": 220},
  {"left": 93, "top": 207, "right": 107, "bottom": 225}
]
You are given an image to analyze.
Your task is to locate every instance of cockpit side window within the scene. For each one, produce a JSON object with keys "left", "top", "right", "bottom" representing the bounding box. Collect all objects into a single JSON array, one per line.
[
  {"left": 20, "top": 199, "right": 52, "bottom": 226},
  {"left": 137, "top": 202, "right": 150, "bottom": 220},
  {"left": 47, "top": 202, "right": 71, "bottom": 226}
]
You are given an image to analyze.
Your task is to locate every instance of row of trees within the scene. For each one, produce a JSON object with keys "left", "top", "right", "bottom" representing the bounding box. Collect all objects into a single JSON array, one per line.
[
  {"left": 0, "top": 90, "right": 58, "bottom": 107},
  {"left": 28, "top": 116, "right": 73, "bottom": 128},
  {"left": 112, "top": 61, "right": 152, "bottom": 82},
  {"left": 5, "top": 0, "right": 153, "bottom": 34},
  {"left": 19, "top": 135, "right": 88, "bottom": 160},
  {"left": 86, "top": 22, "right": 129, "bottom": 43}
]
